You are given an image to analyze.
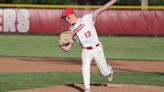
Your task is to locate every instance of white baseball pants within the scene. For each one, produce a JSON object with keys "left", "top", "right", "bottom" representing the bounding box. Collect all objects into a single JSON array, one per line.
[{"left": 81, "top": 44, "right": 113, "bottom": 89}]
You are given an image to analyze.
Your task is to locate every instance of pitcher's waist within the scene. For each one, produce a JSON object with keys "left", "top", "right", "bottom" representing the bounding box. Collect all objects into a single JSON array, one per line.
[{"left": 82, "top": 43, "right": 100, "bottom": 50}]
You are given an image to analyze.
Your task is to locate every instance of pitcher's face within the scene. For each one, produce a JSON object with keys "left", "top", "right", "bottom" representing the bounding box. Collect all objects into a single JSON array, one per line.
[{"left": 65, "top": 14, "right": 75, "bottom": 25}]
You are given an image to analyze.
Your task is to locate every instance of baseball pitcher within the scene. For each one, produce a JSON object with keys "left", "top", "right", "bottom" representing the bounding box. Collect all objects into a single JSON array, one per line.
[{"left": 59, "top": 0, "right": 117, "bottom": 92}]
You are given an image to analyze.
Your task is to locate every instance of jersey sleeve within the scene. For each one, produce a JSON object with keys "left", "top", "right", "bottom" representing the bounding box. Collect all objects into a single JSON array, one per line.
[{"left": 82, "top": 13, "right": 95, "bottom": 25}]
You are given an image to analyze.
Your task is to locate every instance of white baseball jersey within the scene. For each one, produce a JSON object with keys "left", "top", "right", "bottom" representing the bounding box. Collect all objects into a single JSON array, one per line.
[{"left": 70, "top": 13, "right": 100, "bottom": 48}]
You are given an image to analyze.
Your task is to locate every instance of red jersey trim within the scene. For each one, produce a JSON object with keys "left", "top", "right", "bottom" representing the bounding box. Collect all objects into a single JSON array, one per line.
[{"left": 73, "top": 24, "right": 85, "bottom": 37}]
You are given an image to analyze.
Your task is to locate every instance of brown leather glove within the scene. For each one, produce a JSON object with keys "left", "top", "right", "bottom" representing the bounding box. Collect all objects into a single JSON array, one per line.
[{"left": 58, "top": 31, "right": 73, "bottom": 46}]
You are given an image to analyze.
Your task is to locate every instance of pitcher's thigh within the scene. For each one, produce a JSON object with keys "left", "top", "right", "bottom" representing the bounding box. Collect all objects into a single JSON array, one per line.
[
  {"left": 93, "top": 49, "right": 111, "bottom": 76},
  {"left": 81, "top": 50, "right": 93, "bottom": 71}
]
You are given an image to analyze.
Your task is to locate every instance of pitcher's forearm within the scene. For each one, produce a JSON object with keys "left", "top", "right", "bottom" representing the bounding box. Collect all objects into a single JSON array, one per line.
[
  {"left": 59, "top": 43, "right": 72, "bottom": 52},
  {"left": 93, "top": 0, "right": 117, "bottom": 19}
]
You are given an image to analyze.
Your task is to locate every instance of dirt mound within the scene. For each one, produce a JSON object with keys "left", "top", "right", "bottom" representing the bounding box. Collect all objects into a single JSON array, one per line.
[
  {"left": 0, "top": 57, "right": 164, "bottom": 72},
  {"left": 1, "top": 57, "right": 164, "bottom": 92},
  {"left": 12, "top": 84, "right": 164, "bottom": 92}
]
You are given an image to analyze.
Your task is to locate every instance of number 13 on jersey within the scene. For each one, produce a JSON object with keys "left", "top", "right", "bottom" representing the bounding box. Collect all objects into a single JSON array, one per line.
[{"left": 84, "top": 31, "right": 91, "bottom": 38}]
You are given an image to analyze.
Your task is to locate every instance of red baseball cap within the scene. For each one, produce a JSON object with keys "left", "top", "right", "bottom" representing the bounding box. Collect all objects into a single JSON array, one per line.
[{"left": 62, "top": 8, "right": 75, "bottom": 18}]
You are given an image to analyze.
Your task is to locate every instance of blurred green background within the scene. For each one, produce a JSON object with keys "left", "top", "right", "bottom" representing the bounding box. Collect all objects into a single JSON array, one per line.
[
  {"left": 0, "top": 0, "right": 164, "bottom": 5},
  {"left": 0, "top": 35, "right": 163, "bottom": 61}
]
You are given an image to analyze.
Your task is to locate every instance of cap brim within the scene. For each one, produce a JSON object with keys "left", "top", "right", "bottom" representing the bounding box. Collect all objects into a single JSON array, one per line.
[
  {"left": 61, "top": 15, "right": 68, "bottom": 19},
  {"left": 61, "top": 16, "right": 65, "bottom": 19}
]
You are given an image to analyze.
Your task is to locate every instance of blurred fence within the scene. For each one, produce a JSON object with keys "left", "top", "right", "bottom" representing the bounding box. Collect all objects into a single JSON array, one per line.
[{"left": 0, "top": 4, "right": 164, "bottom": 36}]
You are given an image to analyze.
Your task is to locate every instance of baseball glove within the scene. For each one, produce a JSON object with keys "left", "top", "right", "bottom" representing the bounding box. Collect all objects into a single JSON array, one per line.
[{"left": 58, "top": 31, "right": 74, "bottom": 46}]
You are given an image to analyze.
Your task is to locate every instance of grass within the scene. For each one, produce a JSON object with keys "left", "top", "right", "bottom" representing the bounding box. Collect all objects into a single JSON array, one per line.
[
  {"left": 0, "top": 72, "right": 163, "bottom": 92},
  {"left": 0, "top": 35, "right": 163, "bottom": 92},
  {"left": 102, "top": 36, "right": 164, "bottom": 60},
  {"left": 0, "top": 35, "right": 164, "bottom": 60}
]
